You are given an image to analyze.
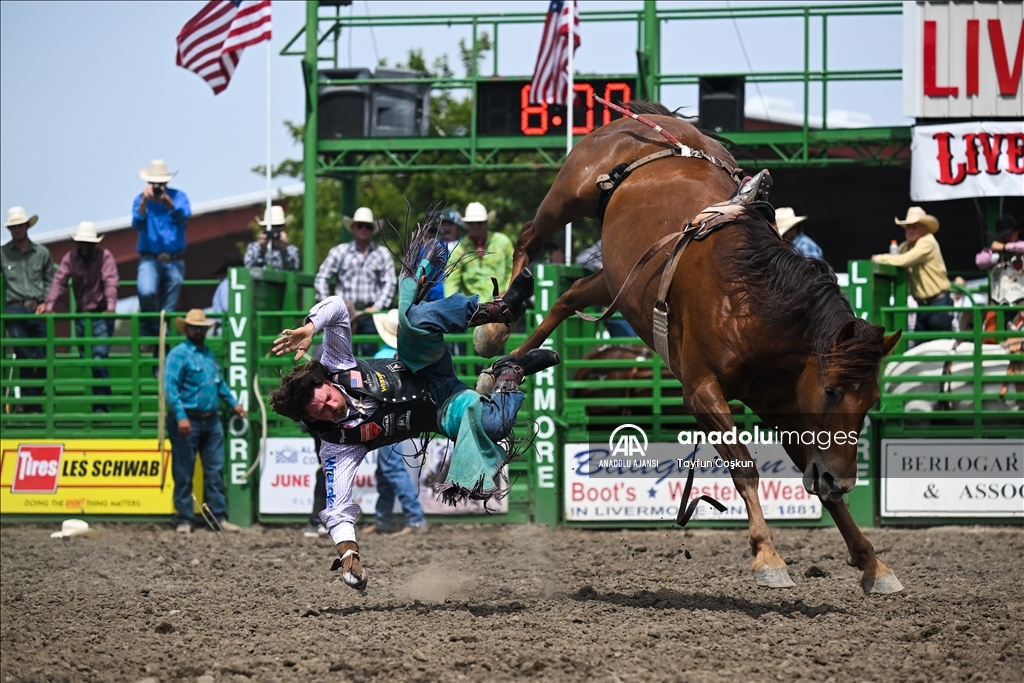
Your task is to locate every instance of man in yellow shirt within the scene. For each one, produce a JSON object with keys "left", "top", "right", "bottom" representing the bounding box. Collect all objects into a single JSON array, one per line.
[
  {"left": 872, "top": 206, "right": 952, "bottom": 333},
  {"left": 443, "top": 202, "right": 514, "bottom": 302}
]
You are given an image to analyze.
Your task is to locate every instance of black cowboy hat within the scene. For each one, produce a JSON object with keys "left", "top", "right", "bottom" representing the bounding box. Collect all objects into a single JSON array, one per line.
[{"left": 994, "top": 215, "right": 1022, "bottom": 241}]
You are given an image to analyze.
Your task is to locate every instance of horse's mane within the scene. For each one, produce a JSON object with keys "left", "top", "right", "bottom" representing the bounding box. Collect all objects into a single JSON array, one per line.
[{"left": 723, "top": 217, "right": 885, "bottom": 383}]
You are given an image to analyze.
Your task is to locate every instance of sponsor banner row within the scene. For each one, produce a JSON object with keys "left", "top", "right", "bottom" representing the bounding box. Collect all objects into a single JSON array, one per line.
[
  {"left": 1, "top": 440, "right": 175, "bottom": 515},
  {"left": 259, "top": 437, "right": 508, "bottom": 516},
  {"left": 881, "top": 439, "right": 1023, "bottom": 517}
]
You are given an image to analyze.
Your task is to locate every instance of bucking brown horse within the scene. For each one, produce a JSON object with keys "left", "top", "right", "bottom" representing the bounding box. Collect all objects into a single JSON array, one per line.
[{"left": 484, "top": 102, "right": 903, "bottom": 594}]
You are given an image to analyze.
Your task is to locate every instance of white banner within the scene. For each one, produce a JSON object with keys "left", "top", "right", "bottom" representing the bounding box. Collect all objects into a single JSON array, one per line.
[
  {"left": 563, "top": 442, "right": 823, "bottom": 522},
  {"left": 911, "top": 121, "right": 1024, "bottom": 201},
  {"left": 881, "top": 438, "right": 1023, "bottom": 517},
  {"left": 259, "top": 437, "right": 507, "bottom": 516}
]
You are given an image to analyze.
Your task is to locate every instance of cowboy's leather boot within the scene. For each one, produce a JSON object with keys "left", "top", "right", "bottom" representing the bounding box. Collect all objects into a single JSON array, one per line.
[
  {"left": 468, "top": 268, "right": 535, "bottom": 327},
  {"left": 491, "top": 348, "right": 561, "bottom": 393}
]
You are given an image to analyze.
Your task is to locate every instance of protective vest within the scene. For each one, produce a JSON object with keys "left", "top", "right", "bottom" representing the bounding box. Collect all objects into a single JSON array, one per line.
[{"left": 302, "top": 357, "right": 437, "bottom": 450}]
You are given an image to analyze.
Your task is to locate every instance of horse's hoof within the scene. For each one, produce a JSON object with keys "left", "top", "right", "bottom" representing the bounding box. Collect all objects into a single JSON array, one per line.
[
  {"left": 473, "top": 324, "right": 508, "bottom": 359},
  {"left": 754, "top": 566, "right": 795, "bottom": 588},
  {"left": 343, "top": 568, "right": 368, "bottom": 591},
  {"left": 861, "top": 571, "right": 903, "bottom": 595},
  {"left": 475, "top": 372, "right": 495, "bottom": 395}
]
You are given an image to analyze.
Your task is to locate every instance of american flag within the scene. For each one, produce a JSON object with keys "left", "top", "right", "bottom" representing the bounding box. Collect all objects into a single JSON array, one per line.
[
  {"left": 529, "top": 0, "right": 581, "bottom": 105},
  {"left": 176, "top": 0, "right": 272, "bottom": 95}
]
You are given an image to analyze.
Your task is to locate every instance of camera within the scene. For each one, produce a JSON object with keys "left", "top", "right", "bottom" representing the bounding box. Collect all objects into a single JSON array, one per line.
[
  {"left": 152, "top": 184, "right": 165, "bottom": 198},
  {"left": 266, "top": 227, "right": 282, "bottom": 242}
]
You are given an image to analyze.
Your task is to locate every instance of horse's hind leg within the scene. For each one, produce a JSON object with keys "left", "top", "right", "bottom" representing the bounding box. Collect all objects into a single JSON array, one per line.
[
  {"left": 686, "top": 377, "right": 794, "bottom": 588},
  {"left": 822, "top": 498, "right": 904, "bottom": 595},
  {"left": 514, "top": 269, "right": 612, "bottom": 355}
]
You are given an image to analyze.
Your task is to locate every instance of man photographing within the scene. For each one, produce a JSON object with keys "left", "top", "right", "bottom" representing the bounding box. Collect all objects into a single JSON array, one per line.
[{"left": 244, "top": 205, "right": 300, "bottom": 271}]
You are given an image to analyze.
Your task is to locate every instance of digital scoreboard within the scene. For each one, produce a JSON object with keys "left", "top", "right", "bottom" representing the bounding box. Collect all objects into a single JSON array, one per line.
[{"left": 476, "top": 78, "right": 635, "bottom": 137}]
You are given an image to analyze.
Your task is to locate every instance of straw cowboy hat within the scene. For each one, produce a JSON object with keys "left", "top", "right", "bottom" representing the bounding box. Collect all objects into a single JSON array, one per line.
[
  {"left": 173, "top": 309, "right": 217, "bottom": 333},
  {"left": 256, "top": 205, "right": 289, "bottom": 227},
  {"left": 139, "top": 159, "right": 177, "bottom": 184},
  {"left": 5, "top": 206, "right": 38, "bottom": 228},
  {"left": 50, "top": 519, "right": 101, "bottom": 539},
  {"left": 895, "top": 206, "right": 940, "bottom": 233},
  {"left": 775, "top": 207, "right": 808, "bottom": 237},
  {"left": 459, "top": 202, "right": 497, "bottom": 224},
  {"left": 71, "top": 221, "right": 103, "bottom": 243},
  {"left": 372, "top": 309, "right": 399, "bottom": 349},
  {"left": 342, "top": 207, "right": 378, "bottom": 234}
]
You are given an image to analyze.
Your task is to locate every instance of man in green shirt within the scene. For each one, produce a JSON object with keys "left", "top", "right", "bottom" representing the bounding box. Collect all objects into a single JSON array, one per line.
[
  {"left": 1, "top": 206, "right": 56, "bottom": 412},
  {"left": 443, "top": 202, "right": 514, "bottom": 302}
]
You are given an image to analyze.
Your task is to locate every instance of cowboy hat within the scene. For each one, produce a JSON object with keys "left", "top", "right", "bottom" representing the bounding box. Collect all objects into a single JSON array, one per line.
[
  {"left": 173, "top": 309, "right": 217, "bottom": 333},
  {"left": 459, "top": 202, "right": 497, "bottom": 224},
  {"left": 139, "top": 159, "right": 176, "bottom": 184},
  {"left": 5, "top": 206, "right": 38, "bottom": 228},
  {"left": 50, "top": 519, "right": 101, "bottom": 539},
  {"left": 994, "top": 214, "right": 1022, "bottom": 242},
  {"left": 256, "top": 205, "right": 289, "bottom": 227},
  {"left": 342, "top": 207, "right": 378, "bottom": 234},
  {"left": 71, "top": 221, "right": 104, "bottom": 243},
  {"left": 895, "top": 206, "right": 940, "bottom": 233},
  {"left": 775, "top": 207, "right": 808, "bottom": 236},
  {"left": 372, "top": 309, "right": 399, "bottom": 349}
]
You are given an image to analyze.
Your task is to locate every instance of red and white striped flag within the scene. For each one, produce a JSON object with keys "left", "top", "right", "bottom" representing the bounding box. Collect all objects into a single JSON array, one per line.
[
  {"left": 176, "top": 0, "right": 272, "bottom": 95},
  {"left": 529, "top": 0, "right": 580, "bottom": 105}
]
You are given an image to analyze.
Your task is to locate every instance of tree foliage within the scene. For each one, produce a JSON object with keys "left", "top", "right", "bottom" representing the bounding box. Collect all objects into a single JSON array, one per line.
[{"left": 253, "top": 38, "right": 600, "bottom": 270}]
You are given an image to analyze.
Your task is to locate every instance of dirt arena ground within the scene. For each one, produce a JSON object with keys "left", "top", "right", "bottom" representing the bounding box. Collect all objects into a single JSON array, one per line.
[{"left": 1, "top": 523, "right": 1021, "bottom": 683}]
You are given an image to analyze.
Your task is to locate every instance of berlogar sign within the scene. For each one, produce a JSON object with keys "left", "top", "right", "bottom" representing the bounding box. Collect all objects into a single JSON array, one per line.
[
  {"left": 0, "top": 439, "right": 174, "bottom": 515},
  {"left": 911, "top": 121, "right": 1024, "bottom": 201}
]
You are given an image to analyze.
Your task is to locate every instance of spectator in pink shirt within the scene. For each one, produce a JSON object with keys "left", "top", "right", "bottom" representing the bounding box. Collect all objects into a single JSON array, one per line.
[
  {"left": 976, "top": 215, "right": 1024, "bottom": 309},
  {"left": 44, "top": 221, "right": 120, "bottom": 412}
]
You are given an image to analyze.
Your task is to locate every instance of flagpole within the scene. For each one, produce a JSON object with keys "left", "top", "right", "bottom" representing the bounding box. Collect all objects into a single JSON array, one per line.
[
  {"left": 265, "top": 38, "right": 272, "bottom": 217},
  {"left": 564, "top": 0, "right": 575, "bottom": 265}
]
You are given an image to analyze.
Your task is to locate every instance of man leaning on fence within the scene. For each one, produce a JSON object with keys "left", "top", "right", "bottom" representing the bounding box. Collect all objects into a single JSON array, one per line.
[
  {"left": 164, "top": 309, "right": 248, "bottom": 534},
  {"left": 44, "top": 221, "right": 119, "bottom": 413},
  {"left": 1, "top": 206, "right": 55, "bottom": 412}
]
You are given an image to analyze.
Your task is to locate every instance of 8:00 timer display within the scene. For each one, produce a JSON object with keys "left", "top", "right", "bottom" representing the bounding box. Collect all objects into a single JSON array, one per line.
[{"left": 476, "top": 79, "right": 634, "bottom": 137}]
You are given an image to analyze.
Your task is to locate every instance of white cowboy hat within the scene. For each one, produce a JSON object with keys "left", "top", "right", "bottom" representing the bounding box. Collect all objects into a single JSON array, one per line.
[
  {"left": 139, "top": 159, "right": 176, "bottom": 184},
  {"left": 459, "top": 202, "right": 497, "bottom": 224},
  {"left": 256, "top": 205, "right": 289, "bottom": 227},
  {"left": 71, "top": 221, "right": 104, "bottom": 243},
  {"left": 50, "top": 519, "right": 101, "bottom": 539},
  {"left": 894, "top": 206, "right": 940, "bottom": 234},
  {"left": 372, "top": 309, "right": 399, "bottom": 349},
  {"left": 173, "top": 308, "right": 217, "bottom": 333},
  {"left": 342, "top": 207, "right": 379, "bottom": 234},
  {"left": 775, "top": 207, "right": 808, "bottom": 236},
  {"left": 5, "top": 206, "right": 38, "bottom": 228}
]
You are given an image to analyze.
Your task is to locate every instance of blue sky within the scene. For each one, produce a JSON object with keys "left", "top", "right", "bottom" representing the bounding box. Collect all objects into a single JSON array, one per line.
[{"left": 0, "top": 1, "right": 905, "bottom": 242}]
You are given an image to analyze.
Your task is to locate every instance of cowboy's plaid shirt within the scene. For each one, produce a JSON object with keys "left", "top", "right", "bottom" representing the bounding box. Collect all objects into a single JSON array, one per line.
[{"left": 314, "top": 241, "right": 396, "bottom": 307}]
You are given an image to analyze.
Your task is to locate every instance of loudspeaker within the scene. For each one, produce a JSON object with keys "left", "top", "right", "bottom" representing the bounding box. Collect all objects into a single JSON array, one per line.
[
  {"left": 370, "top": 68, "right": 431, "bottom": 138},
  {"left": 318, "top": 68, "right": 371, "bottom": 139},
  {"left": 698, "top": 76, "right": 745, "bottom": 132}
]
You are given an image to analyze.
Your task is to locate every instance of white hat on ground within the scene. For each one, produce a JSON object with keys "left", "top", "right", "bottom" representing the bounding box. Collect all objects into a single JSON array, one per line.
[
  {"left": 50, "top": 519, "right": 101, "bottom": 538},
  {"left": 775, "top": 207, "right": 808, "bottom": 237},
  {"left": 460, "top": 202, "right": 496, "bottom": 224},
  {"left": 71, "top": 221, "right": 103, "bottom": 243},
  {"left": 5, "top": 206, "right": 38, "bottom": 228},
  {"left": 139, "top": 159, "right": 176, "bottom": 183}
]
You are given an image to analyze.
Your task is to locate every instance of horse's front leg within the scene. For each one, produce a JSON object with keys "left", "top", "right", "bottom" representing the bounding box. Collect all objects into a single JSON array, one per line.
[
  {"left": 687, "top": 378, "right": 794, "bottom": 588},
  {"left": 822, "top": 498, "right": 904, "bottom": 594},
  {"left": 515, "top": 269, "right": 611, "bottom": 354}
]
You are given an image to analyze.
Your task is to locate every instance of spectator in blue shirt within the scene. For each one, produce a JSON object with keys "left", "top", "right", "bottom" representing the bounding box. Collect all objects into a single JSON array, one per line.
[
  {"left": 776, "top": 207, "right": 823, "bottom": 260},
  {"left": 133, "top": 160, "right": 191, "bottom": 342},
  {"left": 165, "top": 309, "right": 247, "bottom": 534}
]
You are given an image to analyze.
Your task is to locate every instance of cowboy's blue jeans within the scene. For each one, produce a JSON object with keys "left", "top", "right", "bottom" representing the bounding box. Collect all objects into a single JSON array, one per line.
[
  {"left": 137, "top": 256, "right": 185, "bottom": 338},
  {"left": 4, "top": 303, "right": 46, "bottom": 407},
  {"left": 169, "top": 414, "right": 227, "bottom": 526},
  {"left": 406, "top": 293, "right": 525, "bottom": 442},
  {"left": 374, "top": 442, "right": 426, "bottom": 529},
  {"left": 75, "top": 317, "right": 111, "bottom": 408}
]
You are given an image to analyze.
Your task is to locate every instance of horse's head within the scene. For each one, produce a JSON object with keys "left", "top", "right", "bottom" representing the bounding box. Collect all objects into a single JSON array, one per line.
[{"left": 795, "top": 320, "right": 901, "bottom": 501}]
